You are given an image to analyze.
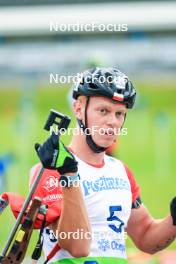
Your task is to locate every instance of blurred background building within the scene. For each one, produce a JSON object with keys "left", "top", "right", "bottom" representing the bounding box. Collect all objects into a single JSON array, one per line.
[{"left": 0, "top": 0, "right": 176, "bottom": 83}]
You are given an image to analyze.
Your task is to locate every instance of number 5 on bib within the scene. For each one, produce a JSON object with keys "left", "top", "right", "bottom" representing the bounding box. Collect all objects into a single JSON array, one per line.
[{"left": 107, "top": 205, "right": 124, "bottom": 233}]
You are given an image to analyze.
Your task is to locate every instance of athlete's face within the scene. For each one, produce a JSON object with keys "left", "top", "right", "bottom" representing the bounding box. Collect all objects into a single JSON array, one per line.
[{"left": 74, "top": 96, "right": 127, "bottom": 148}]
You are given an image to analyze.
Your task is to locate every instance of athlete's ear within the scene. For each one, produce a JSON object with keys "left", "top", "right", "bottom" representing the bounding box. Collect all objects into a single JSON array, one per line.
[{"left": 73, "top": 96, "right": 86, "bottom": 120}]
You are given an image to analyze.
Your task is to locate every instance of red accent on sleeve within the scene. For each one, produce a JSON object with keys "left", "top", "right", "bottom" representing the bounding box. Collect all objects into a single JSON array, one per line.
[{"left": 124, "top": 164, "right": 141, "bottom": 202}]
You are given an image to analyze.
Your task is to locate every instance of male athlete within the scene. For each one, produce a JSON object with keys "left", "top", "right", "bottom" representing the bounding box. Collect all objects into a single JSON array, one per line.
[{"left": 32, "top": 67, "right": 176, "bottom": 264}]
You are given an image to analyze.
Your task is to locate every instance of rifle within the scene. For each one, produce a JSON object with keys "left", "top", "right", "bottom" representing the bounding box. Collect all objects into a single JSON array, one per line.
[
  {"left": 0, "top": 109, "right": 71, "bottom": 264},
  {"left": 0, "top": 198, "right": 41, "bottom": 264}
]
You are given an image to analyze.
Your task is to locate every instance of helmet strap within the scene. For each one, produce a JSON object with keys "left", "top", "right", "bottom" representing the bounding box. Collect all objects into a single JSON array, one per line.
[
  {"left": 77, "top": 97, "right": 107, "bottom": 153},
  {"left": 77, "top": 119, "right": 106, "bottom": 153}
]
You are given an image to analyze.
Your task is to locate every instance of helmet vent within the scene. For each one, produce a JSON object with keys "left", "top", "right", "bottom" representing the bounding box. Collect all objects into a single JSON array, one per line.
[{"left": 88, "top": 82, "right": 98, "bottom": 90}]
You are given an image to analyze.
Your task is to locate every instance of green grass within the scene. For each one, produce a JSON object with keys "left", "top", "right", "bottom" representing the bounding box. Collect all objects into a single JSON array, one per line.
[{"left": 0, "top": 81, "right": 176, "bottom": 258}]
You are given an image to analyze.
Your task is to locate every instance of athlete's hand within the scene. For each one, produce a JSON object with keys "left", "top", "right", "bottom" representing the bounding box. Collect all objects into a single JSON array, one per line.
[{"left": 35, "top": 133, "right": 78, "bottom": 174}]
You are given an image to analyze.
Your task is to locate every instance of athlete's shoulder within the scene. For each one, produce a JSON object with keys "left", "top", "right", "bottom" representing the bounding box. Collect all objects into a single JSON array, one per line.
[{"left": 123, "top": 164, "right": 141, "bottom": 202}]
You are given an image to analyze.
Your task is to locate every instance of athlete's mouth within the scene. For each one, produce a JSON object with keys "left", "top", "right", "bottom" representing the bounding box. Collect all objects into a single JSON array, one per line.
[{"left": 105, "top": 130, "right": 114, "bottom": 136}]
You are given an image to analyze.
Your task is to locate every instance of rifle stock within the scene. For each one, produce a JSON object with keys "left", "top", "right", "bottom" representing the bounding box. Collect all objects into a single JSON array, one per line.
[{"left": 0, "top": 198, "right": 41, "bottom": 264}]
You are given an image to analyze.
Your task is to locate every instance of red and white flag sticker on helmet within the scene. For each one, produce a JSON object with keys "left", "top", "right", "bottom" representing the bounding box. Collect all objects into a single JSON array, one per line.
[
  {"left": 112, "top": 76, "right": 127, "bottom": 101},
  {"left": 113, "top": 92, "right": 124, "bottom": 101}
]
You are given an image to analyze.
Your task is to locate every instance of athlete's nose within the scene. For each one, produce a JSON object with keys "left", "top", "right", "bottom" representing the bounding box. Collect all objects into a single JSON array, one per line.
[{"left": 106, "top": 113, "right": 120, "bottom": 128}]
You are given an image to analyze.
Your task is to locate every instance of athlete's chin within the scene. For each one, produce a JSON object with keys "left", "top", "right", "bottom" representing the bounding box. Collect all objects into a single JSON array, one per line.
[{"left": 94, "top": 136, "right": 116, "bottom": 148}]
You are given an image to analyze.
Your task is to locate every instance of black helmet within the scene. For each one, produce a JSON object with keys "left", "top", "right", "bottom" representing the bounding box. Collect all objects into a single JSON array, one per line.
[
  {"left": 72, "top": 67, "right": 136, "bottom": 154},
  {"left": 73, "top": 67, "right": 136, "bottom": 108}
]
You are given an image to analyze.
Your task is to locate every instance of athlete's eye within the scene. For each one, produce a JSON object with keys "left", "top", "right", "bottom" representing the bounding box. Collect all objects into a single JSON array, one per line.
[
  {"left": 115, "top": 112, "right": 125, "bottom": 118},
  {"left": 99, "top": 108, "right": 108, "bottom": 115}
]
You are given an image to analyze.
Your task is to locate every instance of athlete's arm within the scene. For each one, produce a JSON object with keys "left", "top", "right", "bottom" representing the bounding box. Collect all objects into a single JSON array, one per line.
[
  {"left": 52, "top": 177, "right": 92, "bottom": 258},
  {"left": 124, "top": 165, "right": 176, "bottom": 253},
  {"left": 126, "top": 204, "right": 176, "bottom": 254},
  {"left": 34, "top": 134, "right": 92, "bottom": 257}
]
